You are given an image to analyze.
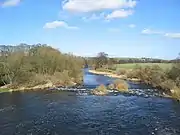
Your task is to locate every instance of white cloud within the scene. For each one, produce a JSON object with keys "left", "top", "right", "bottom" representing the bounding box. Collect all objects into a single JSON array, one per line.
[
  {"left": 43, "top": 21, "right": 78, "bottom": 30},
  {"left": 141, "top": 29, "right": 180, "bottom": 39},
  {"left": 63, "top": 0, "right": 137, "bottom": 12},
  {"left": 108, "top": 28, "right": 120, "bottom": 32},
  {"left": 129, "top": 24, "right": 136, "bottom": 28},
  {"left": 165, "top": 33, "right": 180, "bottom": 39},
  {"left": 141, "top": 28, "right": 180, "bottom": 39},
  {"left": 1, "top": 0, "right": 20, "bottom": 7},
  {"left": 141, "top": 28, "right": 163, "bottom": 35},
  {"left": 106, "top": 9, "right": 133, "bottom": 19}
]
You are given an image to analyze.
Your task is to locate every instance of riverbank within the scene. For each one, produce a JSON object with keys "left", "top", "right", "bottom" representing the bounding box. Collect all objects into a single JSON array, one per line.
[
  {"left": 0, "top": 81, "right": 80, "bottom": 94},
  {"left": 89, "top": 69, "right": 180, "bottom": 101},
  {"left": 0, "top": 83, "right": 53, "bottom": 93},
  {"left": 89, "top": 70, "right": 140, "bottom": 82}
]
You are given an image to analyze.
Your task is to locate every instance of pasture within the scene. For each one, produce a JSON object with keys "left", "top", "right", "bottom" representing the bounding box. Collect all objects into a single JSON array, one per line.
[{"left": 114, "top": 63, "right": 172, "bottom": 70}]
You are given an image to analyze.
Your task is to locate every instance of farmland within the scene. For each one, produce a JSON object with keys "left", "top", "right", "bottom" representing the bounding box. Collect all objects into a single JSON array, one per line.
[{"left": 113, "top": 63, "right": 172, "bottom": 71}]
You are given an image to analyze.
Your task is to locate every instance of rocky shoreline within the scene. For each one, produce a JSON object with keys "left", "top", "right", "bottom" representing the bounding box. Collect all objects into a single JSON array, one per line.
[
  {"left": 0, "top": 71, "right": 178, "bottom": 102},
  {"left": 0, "top": 82, "right": 82, "bottom": 93}
]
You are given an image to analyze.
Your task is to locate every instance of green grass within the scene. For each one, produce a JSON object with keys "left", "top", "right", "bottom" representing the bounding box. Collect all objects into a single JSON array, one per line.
[
  {"left": 114, "top": 63, "right": 172, "bottom": 70},
  {"left": 0, "top": 88, "right": 10, "bottom": 93}
]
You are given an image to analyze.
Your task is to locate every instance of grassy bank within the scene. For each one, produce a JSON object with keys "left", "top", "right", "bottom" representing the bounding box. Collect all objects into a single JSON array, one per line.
[
  {"left": 0, "top": 88, "right": 11, "bottom": 93},
  {"left": 0, "top": 73, "right": 83, "bottom": 93},
  {"left": 89, "top": 69, "right": 140, "bottom": 82},
  {"left": 92, "top": 63, "right": 180, "bottom": 101}
]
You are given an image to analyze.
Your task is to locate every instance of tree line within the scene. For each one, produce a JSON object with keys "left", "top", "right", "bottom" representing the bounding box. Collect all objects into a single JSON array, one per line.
[
  {"left": 85, "top": 52, "right": 178, "bottom": 69},
  {"left": 0, "top": 44, "right": 84, "bottom": 88}
]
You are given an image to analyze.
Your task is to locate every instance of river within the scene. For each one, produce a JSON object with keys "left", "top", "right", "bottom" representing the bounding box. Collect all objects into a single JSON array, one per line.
[{"left": 0, "top": 69, "right": 180, "bottom": 135}]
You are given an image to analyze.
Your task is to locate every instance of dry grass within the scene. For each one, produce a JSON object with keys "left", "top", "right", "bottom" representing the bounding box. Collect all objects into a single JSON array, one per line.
[
  {"left": 92, "top": 84, "right": 108, "bottom": 95},
  {"left": 171, "top": 87, "right": 180, "bottom": 101},
  {"left": 113, "top": 79, "right": 129, "bottom": 92}
]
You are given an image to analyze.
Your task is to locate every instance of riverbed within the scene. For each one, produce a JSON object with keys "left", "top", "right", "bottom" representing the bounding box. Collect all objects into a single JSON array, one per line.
[{"left": 0, "top": 69, "right": 180, "bottom": 135}]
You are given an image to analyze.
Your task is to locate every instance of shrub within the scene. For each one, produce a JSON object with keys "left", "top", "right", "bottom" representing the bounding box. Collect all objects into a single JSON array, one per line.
[
  {"left": 159, "top": 79, "right": 176, "bottom": 91},
  {"left": 113, "top": 79, "right": 129, "bottom": 92},
  {"left": 92, "top": 84, "right": 108, "bottom": 95},
  {"left": 108, "top": 66, "right": 116, "bottom": 71},
  {"left": 25, "top": 74, "right": 48, "bottom": 88},
  {"left": 95, "top": 84, "right": 107, "bottom": 92},
  {"left": 126, "top": 70, "right": 139, "bottom": 79},
  {"left": 116, "top": 69, "right": 127, "bottom": 75},
  {"left": 171, "top": 87, "right": 180, "bottom": 101},
  {"left": 119, "top": 69, "right": 127, "bottom": 75}
]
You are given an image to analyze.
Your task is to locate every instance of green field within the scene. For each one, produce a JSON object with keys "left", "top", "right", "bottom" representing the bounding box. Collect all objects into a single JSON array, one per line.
[{"left": 114, "top": 63, "right": 172, "bottom": 70}]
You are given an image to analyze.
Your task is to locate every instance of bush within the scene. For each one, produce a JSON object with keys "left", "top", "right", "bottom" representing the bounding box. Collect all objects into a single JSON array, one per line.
[
  {"left": 92, "top": 84, "right": 108, "bottom": 95},
  {"left": 108, "top": 66, "right": 116, "bottom": 71},
  {"left": 126, "top": 70, "right": 139, "bottom": 79},
  {"left": 171, "top": 87, "right": 180, "bottom": 101},
  {"left": 24, "top": 74, "right": 49, "bottom": 88},
  {"left": 159, "top": 79, "right": 176, "bottom": 91},
  {"left": 116, "top": 69, "right": 127, "bottom": 75},
  {"left": 113, "top": 79, "right": 129, "bottom": 92},
  {"left": 95, "top": 84, "right": 107, "bottom": 92}
]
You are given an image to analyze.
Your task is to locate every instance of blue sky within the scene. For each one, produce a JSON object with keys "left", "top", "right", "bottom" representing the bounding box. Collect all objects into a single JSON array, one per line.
[{"left": 0, "top": 0, "right": 180, "bottom": 59}]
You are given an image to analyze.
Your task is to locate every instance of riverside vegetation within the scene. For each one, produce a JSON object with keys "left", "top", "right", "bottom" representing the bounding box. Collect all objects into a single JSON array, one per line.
[
  {"left": 92, "top": 79, "right": 129, "bottom": 95},
  {"left": 0, "top": 44, "right": 84, "bottom": 92},
  {"left": 87, "top": 52, "right": 180, "bottom": 100}
]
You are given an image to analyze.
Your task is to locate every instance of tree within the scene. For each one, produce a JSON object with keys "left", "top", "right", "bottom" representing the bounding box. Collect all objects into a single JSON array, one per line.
[
  {"left": 94, "top": 52, "right": 108, "bottom": 69},
  {"left": 0, "top": 44, "right": 84, "bottom": 87}
]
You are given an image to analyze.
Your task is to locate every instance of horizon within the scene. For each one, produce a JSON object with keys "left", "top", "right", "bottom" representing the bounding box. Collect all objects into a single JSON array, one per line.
[{"left": 0, "top": 0, "right": 180, "bottom": 59}]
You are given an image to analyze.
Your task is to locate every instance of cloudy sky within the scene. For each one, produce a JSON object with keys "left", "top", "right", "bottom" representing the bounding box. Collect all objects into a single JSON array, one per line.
[{"left": 0, "top": 0, "right": 180, "bottom": 59}]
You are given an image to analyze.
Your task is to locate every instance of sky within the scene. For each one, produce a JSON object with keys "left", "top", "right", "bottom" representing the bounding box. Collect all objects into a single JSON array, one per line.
[{"left": 0, "top": 0, "right": 180, "bottom": 59}]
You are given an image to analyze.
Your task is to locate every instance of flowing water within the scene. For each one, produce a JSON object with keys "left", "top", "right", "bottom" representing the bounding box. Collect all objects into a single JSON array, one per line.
[{"left": 0, "top": 69, "right": 180, "bottom": 135}]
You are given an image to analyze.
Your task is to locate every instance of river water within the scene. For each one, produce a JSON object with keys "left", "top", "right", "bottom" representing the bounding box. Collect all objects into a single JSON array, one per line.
[{"left": 0, "top": 69, "right": 180, "bottom": 135}]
